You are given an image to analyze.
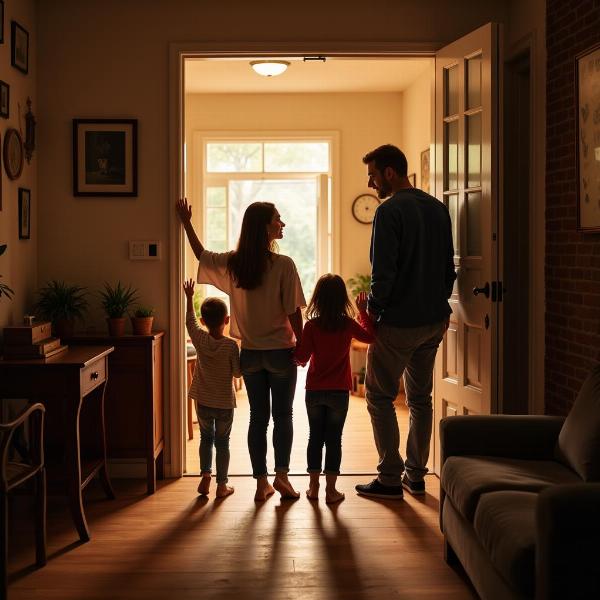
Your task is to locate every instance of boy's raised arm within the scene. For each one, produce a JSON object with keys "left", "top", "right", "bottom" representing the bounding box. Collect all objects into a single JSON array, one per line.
[{"left": 176, "top": 198, "right": 205, "bottom": 260}]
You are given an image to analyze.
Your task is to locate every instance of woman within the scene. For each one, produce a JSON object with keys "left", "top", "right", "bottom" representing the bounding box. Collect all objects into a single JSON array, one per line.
[{"left": 176, "top": 198, "right": 305, "bottom": 501}]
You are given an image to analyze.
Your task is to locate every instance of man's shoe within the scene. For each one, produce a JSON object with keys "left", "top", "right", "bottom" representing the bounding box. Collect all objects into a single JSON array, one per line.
[
  {"left": 402, "top": 474, "right": 425, "bottom": 496},
  {"left": 355, "top": 479, "right": 404, "bottom": 499}
]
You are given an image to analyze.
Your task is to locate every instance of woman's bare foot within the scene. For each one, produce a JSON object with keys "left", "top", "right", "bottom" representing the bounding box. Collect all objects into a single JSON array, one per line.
[
  {"left": 254, "top": 476, "right": 275, "bottom": 501},
  {"left": 325, "top": 488, "right": 345, "bottom": 504},
  {"left": 216, "top": 484, "right": 235, "bottom": 498},
  {"left": 197, "top": 474, "right": 211, "bottom": 495},
  {"left": 306, "top": 473, "right": 320, "bottom": 500},
  {"left": 273, "top": 473, "right": 300, "bottom": 499}
]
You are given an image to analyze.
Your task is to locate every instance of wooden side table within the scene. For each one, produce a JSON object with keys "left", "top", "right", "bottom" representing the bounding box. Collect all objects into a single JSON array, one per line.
[{"left": 0, "top": 346, "right": 115, "bottom": 542}]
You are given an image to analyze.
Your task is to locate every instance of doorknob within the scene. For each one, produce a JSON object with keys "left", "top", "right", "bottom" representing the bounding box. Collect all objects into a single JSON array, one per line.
[{"left": 472, "top": 282, "right": 490, "bottom": 298}]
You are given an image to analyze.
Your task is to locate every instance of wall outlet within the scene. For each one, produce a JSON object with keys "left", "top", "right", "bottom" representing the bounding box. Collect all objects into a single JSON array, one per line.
[{"left": 129, "top": 240, "right": 161, "bottom": 260}]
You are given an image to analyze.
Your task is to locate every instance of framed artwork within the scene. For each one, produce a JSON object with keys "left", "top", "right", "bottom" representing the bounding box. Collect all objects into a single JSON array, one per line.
[
  {"left": 11, "top": 21, "right": 28, "bottom": 74},
  {"left": 3, "top": 128, "right": 24, "bottom": 180},
  {"left": 420, "top": 148, "right": 430, "bottom": 194},
  {"left": 408, "top": 173, "right": 416, "bottom": 187},
  {"left": 0, "top": 80, "right": 8, "bottom": 119},
  {"left": 18, "top": 188, "right": 31, "bottom": 239},
  {"left": 576, "top": 42, "right": 600, "bottom": 232},
  {"left": 0, "top": 2, "right": 4, "bottom": 45},
  {"left": 73, "top": 119, "right": 138, "bottom": 196}
]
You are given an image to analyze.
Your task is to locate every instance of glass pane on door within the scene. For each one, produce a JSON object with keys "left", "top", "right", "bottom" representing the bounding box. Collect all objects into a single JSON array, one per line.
[
  {"left": 466, "top": 191, "right": 482, "bottom": 256},
  {"left": 466, "top": 55, "right": 482, "bottom": 109},
  {"left": 445, "top": 65, "right": 459, "bottom": 117},
  {"left": 466, "top": 112, "right": 482, "bottom": 188},
  {"left": 445, "top": 120, "right": 459, "bottom": 191}
]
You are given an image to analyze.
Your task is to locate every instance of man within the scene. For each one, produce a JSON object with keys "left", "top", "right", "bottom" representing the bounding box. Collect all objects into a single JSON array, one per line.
[{"left": 356, "top": 144, "right": 456, "bottom": 499}]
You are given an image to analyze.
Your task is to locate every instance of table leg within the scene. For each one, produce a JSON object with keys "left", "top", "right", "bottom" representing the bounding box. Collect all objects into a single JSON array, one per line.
[{"left": 97, "top": 381, "right": 115, "bottom": 500}]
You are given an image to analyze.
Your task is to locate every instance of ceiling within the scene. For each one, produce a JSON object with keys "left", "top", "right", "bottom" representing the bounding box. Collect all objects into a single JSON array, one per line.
[{"left": 185, "top": 57, "right": 432, "bottom": 94}]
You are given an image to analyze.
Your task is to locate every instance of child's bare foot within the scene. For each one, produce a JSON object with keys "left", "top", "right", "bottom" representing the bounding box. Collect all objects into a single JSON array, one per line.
[
  {"left": 254, "top": 476, "right": 275, "bottom": 501},
  {"left": 306, "top": 473, "right": 320, "bottom": 500},
  {"left": 197, "top": 474, "right": 211, "bottom": 495},
  {"left": 216, "top": 484, "right": 235, "bottom": 498},
  {"left": 273, "top": 473, "right": 300, "bottom": 499},
  {"left": 325, "top": 488, "right": 345, "bottom": 504}
]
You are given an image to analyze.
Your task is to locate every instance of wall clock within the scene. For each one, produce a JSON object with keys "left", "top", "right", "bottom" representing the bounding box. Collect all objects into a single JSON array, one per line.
[
  {"left": 352, "top": 193, "right": 380, "bottom": 224},
  {"left": 3, "top": 128, "right": 24, "bottom": 180}
]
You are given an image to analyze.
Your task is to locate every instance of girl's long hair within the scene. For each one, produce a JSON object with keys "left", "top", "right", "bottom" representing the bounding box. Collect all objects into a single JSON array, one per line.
[
  {"left": 227, "top": 202, "right": 277, "bottom": 290},
  {"left": 305, "top": 273, "right": 356, "bottom": 332}
]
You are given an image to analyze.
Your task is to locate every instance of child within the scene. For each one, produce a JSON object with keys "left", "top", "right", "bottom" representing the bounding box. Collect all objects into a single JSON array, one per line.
[
  {"left": 184, "top": 279, "right": 241, "bottom": 498},
  {"left": 294, "top": 275, "right": 375, "bottom": 503}
]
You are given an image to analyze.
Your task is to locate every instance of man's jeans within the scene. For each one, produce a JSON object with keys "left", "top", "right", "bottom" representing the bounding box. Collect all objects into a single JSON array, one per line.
[
  {"left": 305, "top": 390, "right": 349, "bottom": 475},
  {"left": 240, "top": 348, "right": 297, "bottom": 478},
  {"left": 196, "top": 404, "right": 234, "bottom": 484},
  {"left": 366, "top": 320, "right": 446, "bottom": 486}
]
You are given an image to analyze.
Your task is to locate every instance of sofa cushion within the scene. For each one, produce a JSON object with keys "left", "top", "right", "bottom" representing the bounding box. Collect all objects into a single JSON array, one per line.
[
  {"left": 557, "top": 364, "right": 600, "bottom": 481},
  {"left": 441, "top": 456, "right": 579, "bottom": 521},
  {"left": 474, "top": 491, "right": 537, "bottom": 597}
]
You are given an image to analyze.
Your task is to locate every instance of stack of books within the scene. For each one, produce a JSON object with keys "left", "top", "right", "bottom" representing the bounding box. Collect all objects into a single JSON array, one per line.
[{"left": 3, "top": 321, "right": 68, "bottom": 359}]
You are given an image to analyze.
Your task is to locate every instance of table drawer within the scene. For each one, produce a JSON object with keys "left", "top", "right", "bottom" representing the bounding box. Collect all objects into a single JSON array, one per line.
[{"left": 80, "top": 357, "right": 106, "bottom": 395}]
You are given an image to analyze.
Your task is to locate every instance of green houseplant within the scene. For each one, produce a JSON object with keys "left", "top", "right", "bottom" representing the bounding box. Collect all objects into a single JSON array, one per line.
[
  {"left": 346, "top": 273, "right": 371, "bottom": 298},
  {"left": 33, "top": 280, "right": 88, "bottom": 337},
  {"left": 131, "top": 305, "right": 154, "bottom": 336},
  {"left": 99, "top": 281, "right": 138, "bottom": 336},
  {"left": 0, "top": 245, "right": 14, "bottom": 301}
]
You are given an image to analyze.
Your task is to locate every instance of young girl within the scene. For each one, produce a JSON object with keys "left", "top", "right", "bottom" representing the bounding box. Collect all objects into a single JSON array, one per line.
[{"left": 294, "top": 275, "right": 375, "bottom": 503}]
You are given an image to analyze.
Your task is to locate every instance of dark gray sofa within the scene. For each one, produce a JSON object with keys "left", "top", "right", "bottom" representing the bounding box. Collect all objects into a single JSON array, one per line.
[{"left": 439, "top": 365, "right": 600, "bottom": 599}]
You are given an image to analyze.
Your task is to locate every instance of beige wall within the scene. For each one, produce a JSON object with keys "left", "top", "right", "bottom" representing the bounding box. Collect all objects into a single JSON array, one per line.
[
  {"left": 185, "top": 91, "right": 407, "bottom": 284},
  {"left": 0, "top": 0, "right": 37, "bottom": 333}
]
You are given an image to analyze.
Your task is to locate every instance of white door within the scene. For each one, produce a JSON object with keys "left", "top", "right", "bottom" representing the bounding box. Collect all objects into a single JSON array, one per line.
[{"left": 433, "top": 23, "right": 500, "bottom": 472}]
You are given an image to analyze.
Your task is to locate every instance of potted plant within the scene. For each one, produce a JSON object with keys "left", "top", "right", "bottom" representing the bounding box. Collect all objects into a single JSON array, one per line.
[
  {"left": 33, "top": 280, "right": 88, "bottom": 337},
  {"left": 0, "top": 244, "right": 14, "bottom": 301},
  {"left": 131, "top": 306, "right": 154, "bottom": 336},
  {"left": 346, "top": 273, "right": 371, "bottom": 297},
  {"left": 99, "top": 281, "right": 138, "bottom": 337}
]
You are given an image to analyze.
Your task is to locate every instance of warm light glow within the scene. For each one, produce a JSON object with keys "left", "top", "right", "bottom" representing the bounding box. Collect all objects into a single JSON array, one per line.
[{"left": 250, "top": 60, "right": 290, "bottom": 77}]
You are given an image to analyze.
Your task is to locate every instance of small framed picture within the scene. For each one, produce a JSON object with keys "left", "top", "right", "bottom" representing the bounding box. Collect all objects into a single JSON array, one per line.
[
  {"left": 0, "top": 80, "right": 8, "bottom": 118},
  {"left": 18, "top": 188, "right": 31, "bottom": 239},
  {"left": 0, "top": 2, "right": 5, "bottom": 45},
  {"left": 73, "top": 119, "right": 138, "bottom": 196},
  {"left": 11, "top": 21, "right": 28, "bottom": 74},
  {"left": 408, "top": 173, "right": 416, "bottom": 187},
  {"left": 420, "top": 148, "right": 430, "bottom": 194}
]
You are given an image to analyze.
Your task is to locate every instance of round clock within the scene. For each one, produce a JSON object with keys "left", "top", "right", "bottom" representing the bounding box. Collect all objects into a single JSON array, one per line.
[
  {"left": 3, "top": 128, "right": 24, "bottom": 180},
  {"left": 352, "top": 193, "right": 380, "bottom": 224}
]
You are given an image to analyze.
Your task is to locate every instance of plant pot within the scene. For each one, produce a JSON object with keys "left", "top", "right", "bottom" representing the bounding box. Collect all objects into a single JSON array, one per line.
[
  {"left": 107, "top": 317, "right": 126, "bottom": 337},
  {"left": 54, "top": 318, "right": 75, "bottom": 338},
  {"left": 131, "top": 316, "right": 153, "bottom": 336}
]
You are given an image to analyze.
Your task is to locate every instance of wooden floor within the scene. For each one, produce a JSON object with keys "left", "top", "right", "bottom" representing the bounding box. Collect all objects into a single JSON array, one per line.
[{"left": 8, "top": 476, "right": 476, "bottom": 600}]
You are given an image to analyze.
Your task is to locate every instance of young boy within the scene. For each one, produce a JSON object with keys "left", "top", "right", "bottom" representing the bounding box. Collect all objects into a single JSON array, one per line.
[{"left": 184, "top": 279, "right": 241, "bottom": 498}]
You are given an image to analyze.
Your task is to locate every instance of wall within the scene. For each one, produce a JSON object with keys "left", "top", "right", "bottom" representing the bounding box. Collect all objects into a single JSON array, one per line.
[
  {"left": 185, "top": 91, "right": 408, "bottom": 283},
  {"left": 545, "top": 0, "right": 600, "bottom": 415},
  {"left": 0, "top": 0, "right": 37, "bottom": 332}
]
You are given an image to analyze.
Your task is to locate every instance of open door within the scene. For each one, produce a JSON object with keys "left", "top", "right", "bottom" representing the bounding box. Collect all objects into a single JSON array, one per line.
[{"left": 433, "top": 23, "right": 501, "bottom": 473}]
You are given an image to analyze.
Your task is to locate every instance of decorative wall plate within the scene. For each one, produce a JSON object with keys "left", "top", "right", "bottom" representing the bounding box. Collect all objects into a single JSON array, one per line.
[{"left": 3, "top": 128, "right": 24, "bottom": 180}]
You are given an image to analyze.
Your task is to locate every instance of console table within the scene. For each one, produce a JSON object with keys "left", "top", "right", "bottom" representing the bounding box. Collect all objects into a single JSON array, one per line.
[
  {"left": 0, "top": 345, "right": 115, "bottom": 542},
  {"left": 66, "top": 332, "right": 164, "bottom": 494}
]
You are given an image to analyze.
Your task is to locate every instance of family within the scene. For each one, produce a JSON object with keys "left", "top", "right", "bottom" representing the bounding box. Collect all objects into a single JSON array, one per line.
[{"left": 176, "top": 144, "right": 456, "bottom": 503}]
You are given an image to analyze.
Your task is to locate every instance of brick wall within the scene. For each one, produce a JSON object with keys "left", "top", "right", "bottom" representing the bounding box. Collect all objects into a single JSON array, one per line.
[{"left": 545, "top": 0, "right": 600, "bottom": 414}]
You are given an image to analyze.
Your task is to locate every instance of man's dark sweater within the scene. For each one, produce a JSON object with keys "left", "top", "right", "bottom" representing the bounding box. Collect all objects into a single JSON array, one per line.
[{"left": 368, "top": 188, "right": 456, "bottom": 328}]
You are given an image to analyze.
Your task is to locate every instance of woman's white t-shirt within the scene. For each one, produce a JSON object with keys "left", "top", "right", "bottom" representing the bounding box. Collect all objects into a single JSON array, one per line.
[{"left": 197, "top": 251, "right": 306, "bottom": 350}]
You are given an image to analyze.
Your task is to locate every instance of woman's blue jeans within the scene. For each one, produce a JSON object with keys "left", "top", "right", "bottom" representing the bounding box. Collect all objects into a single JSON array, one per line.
[
  {"left": 305, "top": 390, "right": 349, "bottom": 475},
  {"left": 240, "top": 348, "right": 297, "bottom": 478}
]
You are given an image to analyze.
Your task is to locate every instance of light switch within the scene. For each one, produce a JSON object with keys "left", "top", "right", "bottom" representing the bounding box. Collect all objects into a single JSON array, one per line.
[{"left": 129, "top": 240, "right": 161, "bottom": 260}]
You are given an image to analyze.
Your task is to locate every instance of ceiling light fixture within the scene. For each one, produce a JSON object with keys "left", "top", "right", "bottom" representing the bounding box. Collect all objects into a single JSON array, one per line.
[{"left": 250, "top": 60, "right": 290, "bottom": 77}]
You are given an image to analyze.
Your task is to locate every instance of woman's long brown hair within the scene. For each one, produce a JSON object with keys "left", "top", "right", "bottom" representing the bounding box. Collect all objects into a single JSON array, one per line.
[
  {"left": 305, "top": 273, "right": 355, "bottom": 331},
  {"left": 227, "top": 202, "right": 277, "bottom": 290}
]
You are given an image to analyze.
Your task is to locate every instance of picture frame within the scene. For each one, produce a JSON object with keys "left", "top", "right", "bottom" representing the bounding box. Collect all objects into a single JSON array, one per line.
[
  {"left": 420, "top": 148, "right": 430, "bottom": 194},
  {"left": 0, "top": 80, "right": 8, "bottom": 119},
  {"left": 18, "top": 188, "right": 30, "bottom": 240},
  {"left": 0, "top": 2, "right": 4, "bottom": 45},
  {"left": 576, "top": 42, "right": 600, "bottom": 232},
  {"left": 73, "top": 119, "right": 138, "bottom": 197},
  {"left": 11, "top": 21, "right": 28, "bottom": 74},
  {"left": 408, "top": 173, "right": 416, "bottom": 187}
]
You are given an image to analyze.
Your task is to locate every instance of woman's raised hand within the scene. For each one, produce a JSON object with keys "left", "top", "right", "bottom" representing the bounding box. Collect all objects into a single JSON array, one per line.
[
  {"left": 176, "top": 198, "right": 192, "bottom": 224},
  {"left": 356, "top": 291, "right": 368, "bottom": 312},
  {"left": 183, "top": 278, "right": 195, "bottom": 298}
]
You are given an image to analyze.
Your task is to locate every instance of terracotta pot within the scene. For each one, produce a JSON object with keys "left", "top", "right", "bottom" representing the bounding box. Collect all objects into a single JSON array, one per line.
[
  {"left": 107, "top": 317, "right": 126, "bottom": 337},
  {"left": 131, "top": 316, "right": 153, "bottom": 336},
  {"left": 54, "top": 318, "right": 75, "bottom": 338}
]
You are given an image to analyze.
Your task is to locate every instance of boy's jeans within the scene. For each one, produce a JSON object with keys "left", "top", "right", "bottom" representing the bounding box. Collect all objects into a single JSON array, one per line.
[
  {"left": 365, "top": 320, "right": 446, "bottom": 486},
  {"left": 196, "top": 404, "right": 234, "bottom": 484},
  {"left": 305, "top": 390, "right": 349, "bottom": 475},
  {"left": 240, "top": 348, "right": 297, "bottom": 478}
]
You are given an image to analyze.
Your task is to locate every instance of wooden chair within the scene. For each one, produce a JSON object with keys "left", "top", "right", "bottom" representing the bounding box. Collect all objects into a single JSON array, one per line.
[{"left": 0, "top": 403, "right": 46, "bottom": 597}]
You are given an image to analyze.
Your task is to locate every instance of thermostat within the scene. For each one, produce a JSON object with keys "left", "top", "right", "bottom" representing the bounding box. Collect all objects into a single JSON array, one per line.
[{"left": 129, "top": 240, "right": 161, "bottom": 260}]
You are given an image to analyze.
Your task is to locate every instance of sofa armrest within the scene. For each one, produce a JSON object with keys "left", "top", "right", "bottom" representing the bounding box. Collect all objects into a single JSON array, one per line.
[
  {"left": 439, "top": 415, "right": 565, "bottom": 464},
  {"left": 536, "top": 484, "right": 600, "bottom": 599}
]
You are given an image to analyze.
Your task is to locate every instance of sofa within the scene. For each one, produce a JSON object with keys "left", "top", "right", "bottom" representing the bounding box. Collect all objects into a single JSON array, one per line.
[{"left": 439, "top": 365, "right": 600, "bottom": 600}]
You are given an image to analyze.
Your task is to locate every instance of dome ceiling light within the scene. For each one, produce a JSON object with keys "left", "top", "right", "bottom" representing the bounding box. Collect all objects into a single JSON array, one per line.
[{"left": 250, "top": 60, "right": 290, "bottom": 77}]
